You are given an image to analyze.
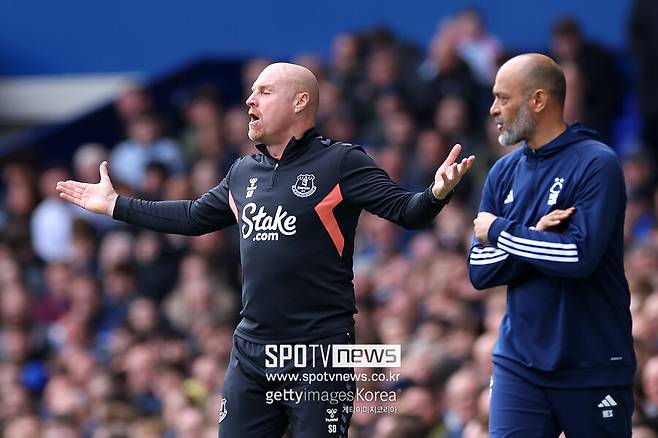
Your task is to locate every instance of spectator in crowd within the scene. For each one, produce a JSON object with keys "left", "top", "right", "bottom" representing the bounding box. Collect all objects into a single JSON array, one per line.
[
  {"left": 640, "top": 355, "right": 658, "bottom": 432},
  {"left": 114, "top": 84, "right": 153, "bottom": 124},
  {"left": 453, "top": 8, "right": 502, "bottom": 86},
  {"left": 629, "top": 0, "right": 658, "bottom": 161},
  {"left": 3, "top": 415, "right": 41, "bottom": 438},
  {"left": 442, "top": 367, "right": 483, "bottom": 438},
  {"left": 414, "top": 19, "right": 480, "bottom": 122},
  {"left": 110, "top": 112, "right": 184, "bottom": 191},
  {"left": 31, "top": 166, "right": 76, "bottom": 262},
  {"left": 327, "top": 33, "right": 363, "bottom": 104},
  {"left": 551, "top": 17, "right": 625, "bottom": 143},
  {"left": 561, "top": 61, "right": 584, "bottom": 124},
  {"left": 178, "top": 86, "right": 233, "bottom": 170}
]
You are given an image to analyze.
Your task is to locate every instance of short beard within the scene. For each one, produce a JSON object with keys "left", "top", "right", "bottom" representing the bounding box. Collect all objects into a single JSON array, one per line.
[{"left": 498, "top": 103, "right": 536, "bottom": 146}]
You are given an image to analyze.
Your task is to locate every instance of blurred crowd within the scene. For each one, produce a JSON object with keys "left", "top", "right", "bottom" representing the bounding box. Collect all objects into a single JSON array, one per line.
[{"left": 2, "top": 7, "right": 658, "bottom": 438}]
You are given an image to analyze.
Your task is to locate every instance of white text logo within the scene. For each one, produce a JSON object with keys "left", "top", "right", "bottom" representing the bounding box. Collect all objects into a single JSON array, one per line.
[
  {"left": 332, "top": 345, "right": 401, "bottom": 368},
  {"left": 264, "top": 344, "right": 401, "bottom": 368},
  {"left": 241, "top": 202, "right": 296, "bottom": 241}
]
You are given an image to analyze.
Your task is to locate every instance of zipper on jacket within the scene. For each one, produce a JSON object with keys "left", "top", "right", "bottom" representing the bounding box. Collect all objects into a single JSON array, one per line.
[
  {"left": 531, "top": 149, "right": 540, "bottom": 217},
  {"left": 270, "top": 162, "right": 279, "bottom": 188}
]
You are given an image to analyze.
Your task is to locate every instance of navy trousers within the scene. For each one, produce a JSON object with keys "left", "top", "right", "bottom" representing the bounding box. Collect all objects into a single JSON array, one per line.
[{"left": 489, "top": 364, "right": 633, "bottom": 437}]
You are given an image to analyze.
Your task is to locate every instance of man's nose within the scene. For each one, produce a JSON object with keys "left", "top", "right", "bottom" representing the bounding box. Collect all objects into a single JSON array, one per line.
[
  {"left": 489, "top": 102, "right": 498, "bottom": 117},
  {"left": 246, "top": 92, "right": 256, "bottom": 107}
]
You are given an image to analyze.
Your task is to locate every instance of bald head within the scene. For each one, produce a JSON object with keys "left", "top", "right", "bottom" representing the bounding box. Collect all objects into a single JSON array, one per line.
[
  {"left": 491, "top": 53, "right": 568, "bottom": 147},
  {"left": 499, "top": 54, "right": 566, "bottom": 109},
  {"left": 262, "top": 62, "right": 320, "bottom": 115},
  {"left": 246, "top": 62, "right": 320, "bottom": 149}
]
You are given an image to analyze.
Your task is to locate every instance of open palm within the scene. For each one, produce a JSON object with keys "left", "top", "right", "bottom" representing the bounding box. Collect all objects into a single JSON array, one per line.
[
  {"left": 56, "top": 161, "right": 118, "bottom": 216},
  {"left": 432, "top": 144, "right": 475, "bottom": 200}
]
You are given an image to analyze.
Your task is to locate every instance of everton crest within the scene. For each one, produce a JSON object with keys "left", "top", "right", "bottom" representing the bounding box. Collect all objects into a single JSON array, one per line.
[{"left": 292, "top": 173, "right": 317, "bottom": 198}]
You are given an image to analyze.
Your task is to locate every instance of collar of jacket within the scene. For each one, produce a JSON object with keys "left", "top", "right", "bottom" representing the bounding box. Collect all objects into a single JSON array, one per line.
[
  {"left": 255, "top": 127, "right": 319, "bottom": 162},
  {"left": 522, "top": 122, "right": 597, "bottom": 159}
]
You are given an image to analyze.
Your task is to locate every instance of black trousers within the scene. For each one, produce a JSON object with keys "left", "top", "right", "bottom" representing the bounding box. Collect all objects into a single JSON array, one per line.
[{"left": 218, "top": 331, "right": 355, "bottom": 438}]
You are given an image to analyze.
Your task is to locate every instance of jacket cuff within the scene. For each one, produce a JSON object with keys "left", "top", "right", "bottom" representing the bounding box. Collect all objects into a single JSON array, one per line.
[
  {"left": 427, "top": 183, "right": 453, "bottom": 206},
  {"left": 112, "top": 195, "right": 130, "bottom": 220},
  {"left": 488, "top": 217, "right": 511, "bottom": 245}
]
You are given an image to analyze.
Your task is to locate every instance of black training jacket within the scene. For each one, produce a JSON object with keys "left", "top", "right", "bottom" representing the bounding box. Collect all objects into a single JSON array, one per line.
[{"left": 113, "top": 128, "right": 449, "bottom": 342}]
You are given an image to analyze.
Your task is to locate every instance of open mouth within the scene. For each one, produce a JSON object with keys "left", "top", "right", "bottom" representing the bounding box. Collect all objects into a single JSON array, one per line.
[{"left": 249, "top": 113, "right": 260, "bottom": 123}]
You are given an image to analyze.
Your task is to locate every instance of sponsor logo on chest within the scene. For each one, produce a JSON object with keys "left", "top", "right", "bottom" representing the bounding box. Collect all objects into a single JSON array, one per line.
[{"left": 241, "top": 202, "right": 297, "bottom": 241}]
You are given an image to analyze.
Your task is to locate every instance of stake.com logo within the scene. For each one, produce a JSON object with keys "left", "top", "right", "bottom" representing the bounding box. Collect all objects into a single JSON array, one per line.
[{"left": 241, "top": 202, "right": 297, "bottom": 241}]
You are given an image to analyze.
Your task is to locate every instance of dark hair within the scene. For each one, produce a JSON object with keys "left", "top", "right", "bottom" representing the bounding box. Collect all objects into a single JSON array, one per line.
[{"left": 552, "top": 17, "right": 582, "bottom": 39}]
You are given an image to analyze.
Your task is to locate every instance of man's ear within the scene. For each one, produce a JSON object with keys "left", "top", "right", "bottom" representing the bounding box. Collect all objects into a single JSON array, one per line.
[
  {"left": 294, "top": 92, "right": 309, "bottom": 114},
  {"left": 530, "top": 89, "right": 549, "bottom": 114}
]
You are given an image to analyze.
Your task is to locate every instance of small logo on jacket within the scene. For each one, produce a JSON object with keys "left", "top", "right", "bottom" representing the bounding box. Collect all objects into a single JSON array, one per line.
[
  {"left": 292, "top": 174, "right": 317, "bottom": 198},
  {"left": 219, "top": 398, "right": 228, "bottom": 423},
  {"left": 326, "top": 408, "right": 338, "bottom": 423},
  {"left": 246, "top": 178, "right": 258, "bottom": 198},
  {"left": 598, "top": 394, "right": 617, "bottom": 418},
  {"left": 547, "top": 177, "right": 564, "bottom": 205},
  {"left": 504, "top": 189, "right": 514, "bottom": 204}
]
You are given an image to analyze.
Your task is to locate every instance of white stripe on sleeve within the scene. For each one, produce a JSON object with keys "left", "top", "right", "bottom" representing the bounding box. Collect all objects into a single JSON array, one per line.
[
  {"left": 469, "top": 254, "right": 509, "bottom": 265},
  {"left": 498, "top": 235, "right": 578, "bottom": 256},
  {"left": 497, "top": 242, "right": 579, "bottom": 262},
  {"left": 470, "top": 251, "right": 506, "bottom": 259},
  {"left": 500, "top": 230, "right": 577, "bottom": 249}
]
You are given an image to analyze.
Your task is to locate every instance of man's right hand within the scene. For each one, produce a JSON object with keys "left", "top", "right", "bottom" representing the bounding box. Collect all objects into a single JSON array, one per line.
[
  {"left": 535, "top": 207, "right": 575, "bottom": 232},
  {"left": 56, "top": 161, "right": 119, "bottom": 216}
]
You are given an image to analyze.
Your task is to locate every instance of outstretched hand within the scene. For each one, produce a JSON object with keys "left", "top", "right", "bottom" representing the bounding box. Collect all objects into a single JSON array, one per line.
[
  {"left": 56, "top": 161, "right": 118, "bottom": 216},
  {"left": 432, "top": 144, "right": 475, "bottom": 200}
]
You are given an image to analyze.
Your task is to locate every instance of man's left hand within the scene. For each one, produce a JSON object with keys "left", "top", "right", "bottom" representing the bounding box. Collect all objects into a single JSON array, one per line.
[
  {"left": 474, "top": 212, "right": 497, "bottom": 244},
  {"left": 432, "top": 144, "right": 475, "bottom": 200}
]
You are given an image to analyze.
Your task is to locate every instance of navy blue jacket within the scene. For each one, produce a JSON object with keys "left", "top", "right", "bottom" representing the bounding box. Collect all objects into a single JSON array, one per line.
[
  {"left": 114, "top": 128, "right": 449, "bottom": 342},
  {"left": 468, "top": 123, "right": 635, "bottom": 387}
]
